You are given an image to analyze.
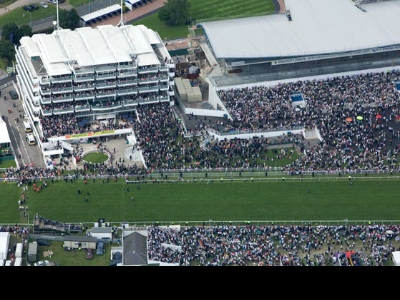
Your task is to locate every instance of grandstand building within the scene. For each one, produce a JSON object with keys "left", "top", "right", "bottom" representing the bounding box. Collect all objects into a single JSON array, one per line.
[
  {"left": 15, "top": 24, "right": 176, "bottom": 160},
  {"left": 198, "top": 0, "right": 400, "bottom": 87}
]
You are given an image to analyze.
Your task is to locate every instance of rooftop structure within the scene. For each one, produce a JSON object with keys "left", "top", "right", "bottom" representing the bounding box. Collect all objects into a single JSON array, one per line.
[{"left": 198, "top": 0, "right": 400, "bottom": 85}]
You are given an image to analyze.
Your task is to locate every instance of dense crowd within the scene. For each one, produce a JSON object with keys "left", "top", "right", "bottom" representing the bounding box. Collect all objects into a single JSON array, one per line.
[{"left": 147, "top": 224, "right": 400, "bottom": 266}]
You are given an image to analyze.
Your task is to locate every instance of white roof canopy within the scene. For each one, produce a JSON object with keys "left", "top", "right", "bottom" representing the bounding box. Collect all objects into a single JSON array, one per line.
[
  {"left": 19, "top": 24, "right": 164, "bottom": 76},
  {"left": 199, "top": 0, "right": 400, "bottom": 59},
  {"left": 0, "top": 118, "right": 11, "bottom": 144}
]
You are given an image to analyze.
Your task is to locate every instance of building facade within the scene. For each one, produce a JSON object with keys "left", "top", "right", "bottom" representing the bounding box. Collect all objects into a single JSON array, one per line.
[{"left": 15, "top": 24, "right": 175, "bottom": 162}]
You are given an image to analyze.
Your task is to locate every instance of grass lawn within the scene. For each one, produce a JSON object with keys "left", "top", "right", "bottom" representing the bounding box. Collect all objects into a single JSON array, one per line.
[
  {"left": 0, "top": 159, "right": 17, "bottom": 168},
  {"left": 0, "top": 6, "right": 58, "bottom": 29},
  {"left": 130, "top": 13, "right": 190, "bottom": 41},
  {"left": 82, "top": 152, "right": 108, "bottom": 163},
  {"left": 33, "top": 241, "right": 112, "bottom": 266},
  {"left": 131, "top": 0, "right": 276, "bottom": 40},
  {"left": 2, "top": 176, "right": 400, "bottom": 225}
]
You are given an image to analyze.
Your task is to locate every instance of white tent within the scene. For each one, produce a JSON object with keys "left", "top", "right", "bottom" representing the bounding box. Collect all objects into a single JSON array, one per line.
[
  {"left": 0, "top": 117, "right": 11, "bottom": 145},
  {"left": 392, "top": 251, "right": 400, "bottom": 266},
  {"left": 0, "top": 232, "right": 10, "bottom": 260}
]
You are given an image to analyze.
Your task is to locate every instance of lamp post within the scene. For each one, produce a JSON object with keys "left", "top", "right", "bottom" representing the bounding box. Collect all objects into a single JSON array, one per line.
[{"left": 29, "top": 11, "right": 32, "bottom": 28}]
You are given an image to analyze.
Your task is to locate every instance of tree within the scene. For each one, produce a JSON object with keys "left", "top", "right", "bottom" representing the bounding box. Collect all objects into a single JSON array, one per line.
[
  {"left": 158, "top": 0, "right": 191, "bottom": 27},
  {"left": 59, "top": 8, "right": 81, "bottom": 30},
  {"left": 0, "top": 39, "right": 16, "bottom": 64},
  {"left": 1, "top": 23, "right": 19, "bottom": 44},
  {"left": 18, "top": 25, "right": 33, "bottom": 39}
]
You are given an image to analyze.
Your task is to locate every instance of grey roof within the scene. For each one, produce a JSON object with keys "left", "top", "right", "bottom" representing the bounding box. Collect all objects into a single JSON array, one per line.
[
  {"left": 63, "top": 236, "right": 98, "bottom": 243},
  {"left": 91, "top": 227, "right": 112, "bottom": 234},
  {"left": 123, "top": 231, "right": 148, "bottom": 266},
  {"left": 198, "top": 0, "right": 400, "bottom": 59}
]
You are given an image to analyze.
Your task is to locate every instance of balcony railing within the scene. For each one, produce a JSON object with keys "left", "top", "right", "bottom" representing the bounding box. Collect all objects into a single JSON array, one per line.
[
  {"left": 138, "top": 66, "right": 159, "bottom": 74},
  {"left": 41, "top": 97, "right": 52, "bottom": 105},
  {"left": 52, "top": 95, "right": 74, "bottom": 103},
  {"left": 95, "top": 65, "right": 117, "bottom": 73},
  {"left": 96, "top": 73, "right": 116, "bottom": 80},
  {"left": 74, "top": 84, "right": 95, "bottom": 92},
  {"left": 51, "top": 75, "right": 72, "bottom": 83},
  {"left": 74, "top": 93, "right": 95, "bottom": 101},
  {"left": 118, "top": 63, "right": 136, "bottom": 70},
  {"left": 96, "top": 91, "right": 116, "bottom": 99},
  {"left": 117, "top": 88, "right": 137, "bottom": 96},
  {"left": 53, "top": 107, "right": 74, "bottom": 114},
  {"left": 117, "top": 69, "right": 137, "bottom": 78},
  {"left": 41, "top": 109, "right": 52, "bottom": 116},
  {"left": 75, "top": 75, "right": 95, "bottom": 82},
  {"left": 52, "top": 86, "right": 74, "bottom": 94},
  {"left": 75, "top": 105, "right": 91, "bottom": 112},
  {"left": 118, "top": 79, "right": 138, "bottom": 87},
  {"left": 96, "top": 82, "right": 117, "bottom": 89},
  {"left": 40, "top": 88, "right": 51, "bottom": 96}
]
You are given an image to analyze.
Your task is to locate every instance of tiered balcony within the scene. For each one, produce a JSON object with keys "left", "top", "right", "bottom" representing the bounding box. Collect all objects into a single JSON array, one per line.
[
  {"left": 96, "top": 90, "right": 116, "bottom": 99},
  {"left": 96, "top": 81, "right": 117, "bottom": 89},
  {"left": 52, "top": 86, "right": 74, "bottom": 94},
  {"left": 138, "top": 66, "right": 159, "bottom": 74},
  {"left": 118, "top": 78, "right": 138, "bottom": 87},
  {"left": 96, "top": 72, "right": 116, "bottom": 80},
  {"left": 41, "top": 97, "right": 52, "bottom": 105},
  {"left": 117, "top": 69, "right": 137, "bottom": 79},
  {"left": 40, "top": 87, "right": 51, "bottom": 96},
  {"left": 75, "top": 74, "right": 95, "bottom": 82},
  {"left": 51, "top": 75, "right": 72, "bottom": 83},
  {"left": 74, "top": 92, "right": 95, "bottom": 101},
  {"left": 117, "top": 87, "right": 137, "bottom": 96},
  {"left": 52, "top": 94, "right": 74, "bottom": 103},
  {"left": 74, "top": 83, "right": 95, "bottom": 92},
  {"left": 53, "top": 106, "right": 74, "bottom": 115}
]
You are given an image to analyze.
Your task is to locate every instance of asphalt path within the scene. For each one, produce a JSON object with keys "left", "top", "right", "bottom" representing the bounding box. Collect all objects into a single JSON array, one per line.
[
  {"left": 0, "top": 0, "right": 122, "bottom": 32},
  {"left": 0, "top": 80, "right": 46, "bottom": 168}
]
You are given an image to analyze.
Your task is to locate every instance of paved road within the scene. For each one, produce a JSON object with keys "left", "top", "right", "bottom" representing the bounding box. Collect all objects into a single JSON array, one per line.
[
  {"left": 0, "top": 0, "right": 162, "bottom": 32},
  {"left": 0, "top": 79, "right": 46, "bottom": 168}
]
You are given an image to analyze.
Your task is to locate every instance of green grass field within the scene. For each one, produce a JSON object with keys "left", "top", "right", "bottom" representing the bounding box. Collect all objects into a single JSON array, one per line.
[
  {"left": 3, "top": 175, "right": 400, "bottom": 226},
  {"left": 82, "top": 152, "right": 108, "bottom": 163},
  {"left": 131, "top": 0, "right": 276, "bottom": 40},
  {"left": 0, "top": 6, "right": 58, "bottom": 29}
]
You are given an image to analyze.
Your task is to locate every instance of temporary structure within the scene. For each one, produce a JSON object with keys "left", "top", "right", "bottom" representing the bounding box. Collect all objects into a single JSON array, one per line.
[{"left": 392, "top": 251, "right": 400, "bottom": 266}]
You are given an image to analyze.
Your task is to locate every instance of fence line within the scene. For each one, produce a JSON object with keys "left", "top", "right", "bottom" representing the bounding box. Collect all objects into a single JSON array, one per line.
[{"left": 2, "top": 219, "right": 400, "bottom": 229}]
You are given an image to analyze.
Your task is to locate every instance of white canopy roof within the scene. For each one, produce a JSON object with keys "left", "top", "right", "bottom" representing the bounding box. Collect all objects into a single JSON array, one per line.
[
  {"left": 199, "top": 0, "right": 400, "bottom": 59},
  {"left": 0, "top": 117, "right": 11, "bottom": 144},
  {"left": 19, "top": 24, "right": 164, "bottom": 76}
]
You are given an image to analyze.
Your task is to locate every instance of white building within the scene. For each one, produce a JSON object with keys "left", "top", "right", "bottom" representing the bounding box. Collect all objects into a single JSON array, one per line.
[
  {"left": 15, "top": 24, "right": 175, "bottom": 161},
  {"left": 0, "top": 232, "right": 10, "bottom": 260}
]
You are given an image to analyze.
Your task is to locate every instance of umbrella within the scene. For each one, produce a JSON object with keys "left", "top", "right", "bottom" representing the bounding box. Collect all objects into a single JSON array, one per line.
[
  {"left": 356, "top": 116, "right": 363, "bottom": 121},
  {"left": 346, "top": 117, "right": 352, "bottom": 122},
  {"left": 376, "top": 114, "right": 382, "bottom": 119},
  {"left": 386, "top": 230, "right": 394, "bottom": 234}
]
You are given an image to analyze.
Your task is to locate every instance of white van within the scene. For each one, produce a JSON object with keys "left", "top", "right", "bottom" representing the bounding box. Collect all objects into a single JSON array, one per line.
[
  {"left": 26, "top": 133, "right": 36, "bottom": 146},
  {"left": 15, "top": 243, "right": 23, "bottom": 258},
  {"left": 23, "top": 121, "right": 32, "bottom": 133},
  {"left": 14, "top": 257, "right": 22, "bottom": 266}
]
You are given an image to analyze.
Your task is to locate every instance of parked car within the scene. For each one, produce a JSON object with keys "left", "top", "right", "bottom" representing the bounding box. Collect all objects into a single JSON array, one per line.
[
  {"left": 30, "top": 4, "right": 39, "bottom": 10},
  {"left": 9, "top": 90, "right": 18, "bottom": 99},
  {"left": 86, "top": 248, "right": 94, "bottom": 260},
  {"left": 36, "top": 239, "right": 51, "bottom": 246},
  {"left": 34, "top": 260, "right": 49, "bottom": 266},
  {"left": 96, "top": 241, "right": 105, "bottom": 255},
  {"left": 23, "top": 5, "right": 34, "bottom": 12},
  {"left": 39, "top": 1, "right": 48, "bottom": 8}
]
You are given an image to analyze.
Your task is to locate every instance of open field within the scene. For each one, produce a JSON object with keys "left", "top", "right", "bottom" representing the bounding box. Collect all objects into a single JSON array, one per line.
[{"left": 2, "top": 175, "right": 400, "bottom": 225}]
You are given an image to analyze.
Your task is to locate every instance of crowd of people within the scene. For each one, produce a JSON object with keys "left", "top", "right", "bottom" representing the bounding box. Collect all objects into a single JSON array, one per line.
[{"left": 147, "top": 224, "right": 400, "bottom": 266}]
